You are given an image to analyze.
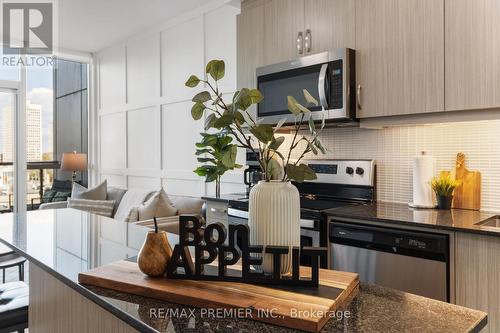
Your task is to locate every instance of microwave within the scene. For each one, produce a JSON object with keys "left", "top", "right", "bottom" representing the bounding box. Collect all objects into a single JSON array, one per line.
[{"left": 256, "top": 48, "right": 356, "bottom": 125}]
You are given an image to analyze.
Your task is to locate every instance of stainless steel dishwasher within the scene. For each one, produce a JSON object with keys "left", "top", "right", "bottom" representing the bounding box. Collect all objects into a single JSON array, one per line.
[{"left": 329, "top": 221, "right": 449, "bottom": 302}]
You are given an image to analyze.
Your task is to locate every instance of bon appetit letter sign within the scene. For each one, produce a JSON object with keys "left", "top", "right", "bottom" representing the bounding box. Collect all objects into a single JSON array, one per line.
[{"left": 166, "top": 216, "right": 327, "bottom": 287}]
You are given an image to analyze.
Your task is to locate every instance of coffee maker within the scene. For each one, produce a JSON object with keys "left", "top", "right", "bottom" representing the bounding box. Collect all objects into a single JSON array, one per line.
[{"left": 243, "top": 149, "right": 264, "bottom": 196}]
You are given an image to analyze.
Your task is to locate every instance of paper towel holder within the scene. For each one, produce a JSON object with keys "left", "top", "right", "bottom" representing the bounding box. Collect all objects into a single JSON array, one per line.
[{"left": 408, "top": 151, "right": 437, "bottom": 209}]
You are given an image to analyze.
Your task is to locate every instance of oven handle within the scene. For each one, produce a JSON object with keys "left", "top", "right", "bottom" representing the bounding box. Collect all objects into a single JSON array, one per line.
[
  {"left": 227, "top": 208, "right": 248, "bottom": 220},
  {"left": 318, "top": 63, "right": 329, "bottom": 110}
]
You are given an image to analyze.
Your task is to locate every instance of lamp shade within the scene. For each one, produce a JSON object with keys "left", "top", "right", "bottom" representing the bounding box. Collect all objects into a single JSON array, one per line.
[{"left": 60, "top": 152, "right": 87, "bottom": 171}]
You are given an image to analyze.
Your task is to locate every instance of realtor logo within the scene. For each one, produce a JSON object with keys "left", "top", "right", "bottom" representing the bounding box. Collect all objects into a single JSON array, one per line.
[{"left": 2, "top": 1, "right": 53, "bottom": 54}]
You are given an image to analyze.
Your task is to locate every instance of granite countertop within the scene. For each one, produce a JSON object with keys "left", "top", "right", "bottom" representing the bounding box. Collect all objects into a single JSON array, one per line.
[
  {"left": 202, "top": 193, "right": 248, "bottom": 203},
  {"left": 0, "top": 209, "right": 487, "bottom": 333},
  {"left": 325, "top": 201, "right": 500, "bottom": 236}
]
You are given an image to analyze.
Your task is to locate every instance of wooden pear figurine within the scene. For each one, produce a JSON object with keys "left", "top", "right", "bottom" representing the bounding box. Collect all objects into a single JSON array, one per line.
[{"left": 137, "top": 217, "right": 173, "bottom": 277}]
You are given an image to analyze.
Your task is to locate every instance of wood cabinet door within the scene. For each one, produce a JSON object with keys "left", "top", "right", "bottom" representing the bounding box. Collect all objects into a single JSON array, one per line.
[
  {"left": 445, "top": 0, "right": 500, "bottom": 111},
  {"left": 355, "top": 0, "right": 444, "bottom": 118},
  {"left": 455, "top": 232, "right": 500, "bottom": 333},
  {"left": 304, "top": 0, "right": 355, "bottom": 54},
  {"left": 237, "top": 0, "right": 265, "bottom": 90},
  {"left": 263, "top": 0, "right": 305, "bottom": 64},
  {"left": 237, "top": 0, "right": 266, "bottom": 120}
]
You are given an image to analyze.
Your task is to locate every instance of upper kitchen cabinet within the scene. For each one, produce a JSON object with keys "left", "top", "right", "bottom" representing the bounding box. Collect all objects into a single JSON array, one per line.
[
  {"left": 262, "top": 0, "right": 354, "bottom": 64},
  {"left": 238, "top": 0, "right": 355, "bottom": 88},
  {"left": 237, "top": 0, "right": 265, "bottom": 90},
  {"left": 355, "top": 0, "right": 445, "bottom": 118},
  {"left": 263, "top": 0, "right": 305, "bottom": 64},
  {"left": 445, "top": 0, "right": 500, "bottom": 111},
  {"left": 304, "top": 0, "right": 355, "bottom": 53}
]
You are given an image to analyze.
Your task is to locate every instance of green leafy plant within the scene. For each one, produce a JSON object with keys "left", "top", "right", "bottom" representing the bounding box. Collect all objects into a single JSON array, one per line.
[
  {"left": 187, "top": 59, "right": 326, "bottom": 183},
  {"left": 431, "top": 174, "right": 460, "bottom": 197},
  {"left": 193, "top": 130, "right": 241, "bottom": 183}
]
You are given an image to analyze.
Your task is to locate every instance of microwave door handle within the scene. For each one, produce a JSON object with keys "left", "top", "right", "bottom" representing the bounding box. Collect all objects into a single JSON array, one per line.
[{"left": 318, "top": 63, "right": 329, "bottom": 110}]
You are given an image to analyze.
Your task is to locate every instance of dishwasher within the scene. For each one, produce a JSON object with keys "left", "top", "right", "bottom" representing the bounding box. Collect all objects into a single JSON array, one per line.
[{"left": 329, "top": 221, "right": 449, "bottom": 302}]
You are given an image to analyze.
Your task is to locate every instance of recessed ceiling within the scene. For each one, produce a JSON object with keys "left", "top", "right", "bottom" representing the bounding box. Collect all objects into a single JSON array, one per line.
[{"left": 58, "top": 0, "right": 211, "bottom": 53}]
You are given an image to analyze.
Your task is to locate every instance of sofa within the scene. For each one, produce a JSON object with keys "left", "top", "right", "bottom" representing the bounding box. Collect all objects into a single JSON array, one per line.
[{"left": 39, "top": 186, "right": 205, "bottom": 235}]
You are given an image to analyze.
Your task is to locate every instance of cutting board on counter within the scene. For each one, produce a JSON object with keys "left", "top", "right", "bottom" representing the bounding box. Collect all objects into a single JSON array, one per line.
[
  {"left": 441, "top": 153, "right": 481, "bottom": 210},
  {"left": 79, "top": 260, "right": 359, "bottom": 332}
]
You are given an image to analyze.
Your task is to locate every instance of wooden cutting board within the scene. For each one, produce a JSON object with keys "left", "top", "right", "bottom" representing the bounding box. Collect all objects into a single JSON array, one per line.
[
  {"left": 79, "top": 260, "right": 359, "bottom": 332},
  {"left": 441, "top": 153, "right": 481, "bottom": 210}
]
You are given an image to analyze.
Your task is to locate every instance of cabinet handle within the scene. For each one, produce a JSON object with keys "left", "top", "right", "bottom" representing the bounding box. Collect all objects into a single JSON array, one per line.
[
  {"left": 304, "top": 29, "right": 312, "bottom": 53},
  {"left": 357, "top": 84, "right": 363, "bottom": 110},
  {"left": 297, "top": 32, "right": 304, "bottom": 55}
]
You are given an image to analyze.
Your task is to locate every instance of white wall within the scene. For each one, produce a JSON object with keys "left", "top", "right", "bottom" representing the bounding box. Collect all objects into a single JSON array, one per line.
[{"left": 95, "top": 1, "right": 245, "bottom": 197}]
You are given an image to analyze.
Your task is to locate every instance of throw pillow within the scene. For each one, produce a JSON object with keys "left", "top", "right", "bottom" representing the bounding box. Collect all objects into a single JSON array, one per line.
[
  {"left": 67, "top": 198, "right": 115, "bottom": 217},
  {"left": 41, "top": 189, "right": 57, "bottom": 203},
  {"left": 72, "top": 180, "right": 107, "bottom": 200},
  {"left": 106, "top": 186, "right": 127, "bottom": 216},
  {"left": 125, "top": 207, "right": 139, "bottom": 222},
  {"left": 52, "top": 191, "right": 72, "bottom": 202},
  {"left": 137, "top": 188, "right": 178, "bottom": 221}
]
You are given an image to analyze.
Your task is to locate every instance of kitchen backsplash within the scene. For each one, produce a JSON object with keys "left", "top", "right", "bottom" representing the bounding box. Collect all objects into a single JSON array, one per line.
[{"left": 280, "top": 120, "right": 500, "bottom": 212}]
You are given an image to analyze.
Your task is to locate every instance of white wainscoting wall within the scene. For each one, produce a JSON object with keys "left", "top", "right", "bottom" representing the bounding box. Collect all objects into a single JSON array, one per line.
[{"left": 95, "top": 0, "right": 245, "bottom": 197}]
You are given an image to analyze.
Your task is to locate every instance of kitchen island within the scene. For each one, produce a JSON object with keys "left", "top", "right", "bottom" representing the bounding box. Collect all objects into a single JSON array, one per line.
[{"left": 0, "top": 208, "right": 487, "bottom": 333}]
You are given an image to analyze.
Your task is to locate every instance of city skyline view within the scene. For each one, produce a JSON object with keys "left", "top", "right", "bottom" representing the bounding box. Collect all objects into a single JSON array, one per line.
[{"left": 0, "top": 64, "right": 54, "bottom": 162}]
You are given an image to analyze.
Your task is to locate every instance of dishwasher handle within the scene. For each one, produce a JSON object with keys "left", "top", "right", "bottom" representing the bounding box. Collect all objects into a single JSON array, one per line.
[{"left": 330, "top": 221, "right": 449, "bottom": 262}]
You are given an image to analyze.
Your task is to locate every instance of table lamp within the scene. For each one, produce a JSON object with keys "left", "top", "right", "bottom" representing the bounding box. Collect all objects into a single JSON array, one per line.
[{"left": 61, "top": 151, "right": 87, "bottom": 183}]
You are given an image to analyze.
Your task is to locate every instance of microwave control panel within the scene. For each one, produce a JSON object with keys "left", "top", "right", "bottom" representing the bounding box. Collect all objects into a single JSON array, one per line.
[{"left": 330, "top": 59, "right": 343, "bottom": 109}]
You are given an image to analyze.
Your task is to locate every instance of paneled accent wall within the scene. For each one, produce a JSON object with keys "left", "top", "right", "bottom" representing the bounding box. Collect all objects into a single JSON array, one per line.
[
  {"left": 96, "top": 1, "right": 244, "bottom": 197},
  {"left": 281, "top": 120, "right": 500, "bottom": 211}
]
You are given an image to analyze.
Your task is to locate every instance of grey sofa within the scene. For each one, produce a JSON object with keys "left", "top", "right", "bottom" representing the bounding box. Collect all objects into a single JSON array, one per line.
[{"left": 39, "top": 186, "right": 205, "bottom": 234}]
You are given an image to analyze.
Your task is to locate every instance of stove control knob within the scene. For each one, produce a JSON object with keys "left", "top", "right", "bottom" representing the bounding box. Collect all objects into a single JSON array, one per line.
[
  {"left": 346, "top": 167, "right": 354, "bottom": 175},
  {"left": 356, "top": 167, "right": 364, "bottom": 175}
]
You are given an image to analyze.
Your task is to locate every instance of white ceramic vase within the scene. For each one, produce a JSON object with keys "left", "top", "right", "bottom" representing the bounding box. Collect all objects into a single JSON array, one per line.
[{"left": 248, "top": 180, "right": 301, "bottom": 274}]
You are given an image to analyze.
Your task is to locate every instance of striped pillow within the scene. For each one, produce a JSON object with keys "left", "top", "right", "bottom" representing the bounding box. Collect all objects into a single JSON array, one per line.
[{"left": 68, "top": 198, "right": 115, "bottom": 217}]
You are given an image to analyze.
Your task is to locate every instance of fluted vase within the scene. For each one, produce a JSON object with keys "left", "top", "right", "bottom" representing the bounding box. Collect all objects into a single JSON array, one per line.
[{"left": 248, "top": 180, "right": 300, "bottom": 274}]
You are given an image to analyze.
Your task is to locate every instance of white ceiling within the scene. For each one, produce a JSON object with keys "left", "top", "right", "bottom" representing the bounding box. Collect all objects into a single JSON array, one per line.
[{"left": 58, "top": 0, "right": 211, "bottom": 53}]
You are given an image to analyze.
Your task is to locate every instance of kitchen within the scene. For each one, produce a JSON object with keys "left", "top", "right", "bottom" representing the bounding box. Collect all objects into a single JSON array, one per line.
[
  {"left": 203, "top": 0, "right": 500, "bottom": 331},
  {"left": 0, "top": 0, "right": 499, "bottom": 332}
]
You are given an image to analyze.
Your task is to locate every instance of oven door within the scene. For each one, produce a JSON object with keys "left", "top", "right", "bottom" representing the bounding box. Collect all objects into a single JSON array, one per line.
[{"left": 257, "top": 53, "right": 331, "bottom": 125}]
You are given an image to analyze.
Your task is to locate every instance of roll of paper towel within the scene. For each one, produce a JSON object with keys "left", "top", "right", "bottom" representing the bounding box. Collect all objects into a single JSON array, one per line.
[{"left": 409, "top": 153, "right": 436, "bottom": 208}]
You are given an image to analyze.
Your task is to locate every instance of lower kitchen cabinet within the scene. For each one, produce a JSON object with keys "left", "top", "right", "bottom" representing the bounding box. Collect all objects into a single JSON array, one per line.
[{"left": 455, "top": 232, "right": 500, "bottom": 333}]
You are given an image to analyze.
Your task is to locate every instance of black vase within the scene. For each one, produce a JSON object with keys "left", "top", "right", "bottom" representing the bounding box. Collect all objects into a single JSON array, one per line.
[{"left": 437, "top": 195, "right": 453, "bottom": 210}]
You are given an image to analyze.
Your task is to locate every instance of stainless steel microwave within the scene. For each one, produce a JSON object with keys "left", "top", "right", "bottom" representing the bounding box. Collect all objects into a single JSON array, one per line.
[{"left": 256, "top": 48, "right": 355, "bottom": 125}]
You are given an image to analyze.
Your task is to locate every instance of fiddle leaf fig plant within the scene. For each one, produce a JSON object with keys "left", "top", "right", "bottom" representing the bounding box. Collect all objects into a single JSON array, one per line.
[
  {"left": 193, "top": 130, "right": 241, "bottom": 183},
  {"left": 188, "top": 59, "right": 327, "bottom": 183}
]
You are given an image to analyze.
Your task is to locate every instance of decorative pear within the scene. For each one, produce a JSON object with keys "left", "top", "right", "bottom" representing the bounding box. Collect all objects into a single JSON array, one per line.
[{"left": 137, "top": 218, "right": 173, "bottom": 277}]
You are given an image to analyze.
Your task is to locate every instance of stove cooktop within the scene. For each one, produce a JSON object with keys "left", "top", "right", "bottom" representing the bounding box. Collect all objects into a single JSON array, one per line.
[
  {"left": 228, "top": 196, "right": 360, "bottom": 213},
  {"left": 299, "top": 197, "right": 354, "bottom": 211}
]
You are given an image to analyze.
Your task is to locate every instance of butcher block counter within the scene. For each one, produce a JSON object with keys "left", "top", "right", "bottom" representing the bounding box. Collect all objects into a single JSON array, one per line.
[{"left": 0, "top": 209, "right": 487, "bottom": 333}]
